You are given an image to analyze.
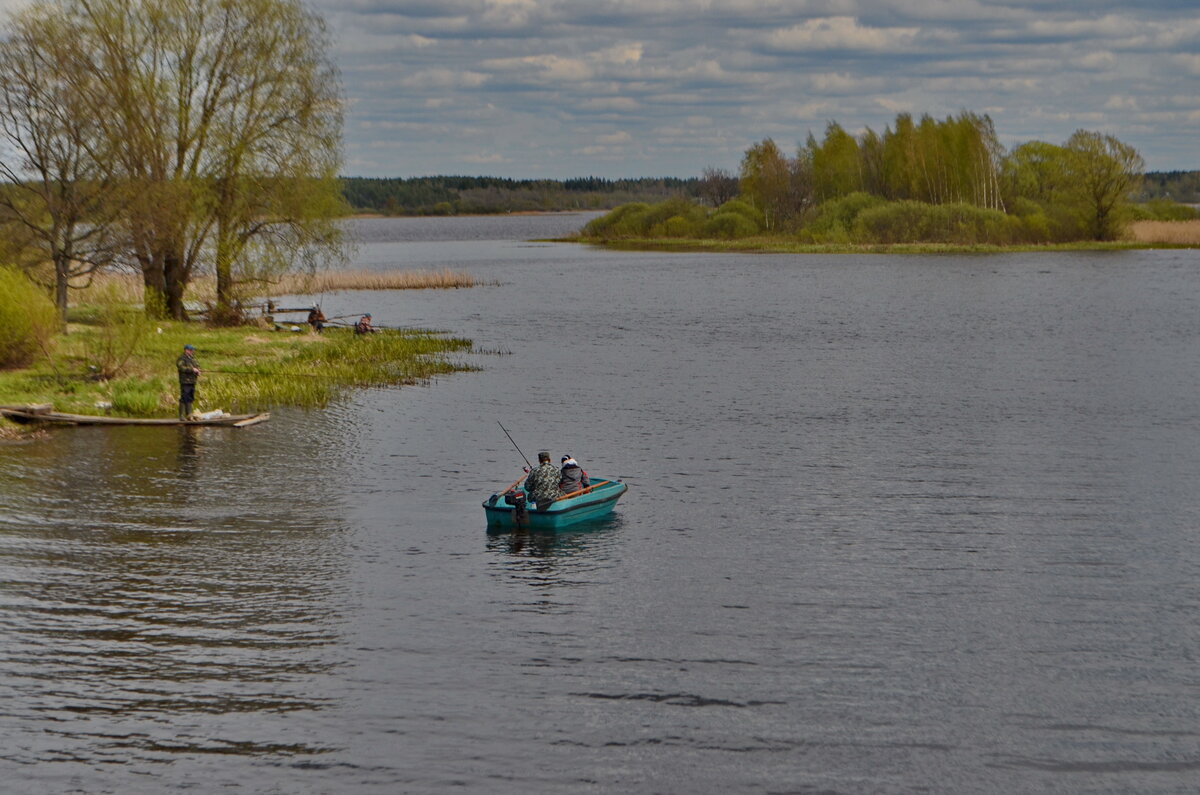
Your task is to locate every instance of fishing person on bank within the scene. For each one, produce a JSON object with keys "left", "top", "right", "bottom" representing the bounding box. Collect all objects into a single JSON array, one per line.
[
  {"left": 176, "top": 344, "right": 201, "bottom": 420},
  {"left": 354, "top": 313, "right": 376, "bottom": 335},
  {"left": 523, "top": 451, "right": 561, "bottom": 511}
]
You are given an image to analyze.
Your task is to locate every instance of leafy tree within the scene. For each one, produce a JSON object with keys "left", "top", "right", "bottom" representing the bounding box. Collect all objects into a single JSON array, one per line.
[
  {"left": 11, "top": 0, "right": 345, "bottom": 321},
  {"left": 1063, "top": 130, "right": 1144, "bottom": 240},
  {"left": 739, "top": 138, "right": 812, "bottom": 231},
  {"left": 807, "top": 122, "right": 862, "bottom": 201}
]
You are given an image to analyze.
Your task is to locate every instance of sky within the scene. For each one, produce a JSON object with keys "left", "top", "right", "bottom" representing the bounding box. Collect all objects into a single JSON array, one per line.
[{"left": 2, "top": 0, "right": 1197, "bottom": 178}]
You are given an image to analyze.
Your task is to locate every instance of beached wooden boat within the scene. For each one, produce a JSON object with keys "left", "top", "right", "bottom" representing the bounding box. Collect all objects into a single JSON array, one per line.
[
  {"left": 483, "top": 477, "right": 628, "bottom": 531},
  {"left": 0, "top": 404, "right": 269, "bottom": 428}
]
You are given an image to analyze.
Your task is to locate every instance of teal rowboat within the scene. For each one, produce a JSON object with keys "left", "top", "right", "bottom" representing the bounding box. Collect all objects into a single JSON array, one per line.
[{"left": 483, "top": 477, "right": 628, "bottom": 531}]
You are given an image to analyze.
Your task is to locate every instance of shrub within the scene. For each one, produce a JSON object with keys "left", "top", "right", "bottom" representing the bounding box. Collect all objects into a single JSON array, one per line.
[
  {"left": 851, "top": 201, "right": 1027, "bottom": 245},
  {"left": 1128, "top": 199, "right": 1199, "bottom": 222},
  {"left": 582, "top": 203, "right": 651, "bottom": 238},
  {"left": 714, "top": 199, "right": 764, "bottom": 231},
  {"left": 0, "top": 267, "right": 57, "bottom": 368},
  {"left": 701, "top": 212, "right": 759, "bottom": 239},
  {"left": 583, "top": 198, "right": 706, "bottom": 239},
  {"left": 799, "top": 192, "right": 885, "bottom": 242},
  {"left": 79, "top": 282, "right": 156, "bottom": 379},
  {"left": 657, "top": 215, "right": 700, "bottom": 237}
]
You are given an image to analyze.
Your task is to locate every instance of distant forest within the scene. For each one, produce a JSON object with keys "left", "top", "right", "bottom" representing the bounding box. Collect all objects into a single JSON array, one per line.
[
  {"left": 341, "top": 176, "right": 700, "bottom": 215},
  {"left": 1139, "top": 171, "right": 1200, "bottom": 203},
  {"left": 342, "top": 171, "right": 1198, "bottom": 215}
]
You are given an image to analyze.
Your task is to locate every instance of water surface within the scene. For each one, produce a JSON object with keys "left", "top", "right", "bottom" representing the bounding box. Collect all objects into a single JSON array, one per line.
[{"left": 3, "top": 215, "right": 1199, "bottom": 792}]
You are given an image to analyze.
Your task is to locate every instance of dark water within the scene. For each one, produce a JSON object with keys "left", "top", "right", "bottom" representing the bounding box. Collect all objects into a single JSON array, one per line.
[{"left": 3, "top": 215, "right": 1200, "bottom": 793}]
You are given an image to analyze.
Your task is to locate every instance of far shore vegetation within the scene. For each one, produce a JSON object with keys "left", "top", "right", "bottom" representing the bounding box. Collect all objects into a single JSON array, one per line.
[{"left": 574, "top": 113, "right": 1199, "bottom": 251}]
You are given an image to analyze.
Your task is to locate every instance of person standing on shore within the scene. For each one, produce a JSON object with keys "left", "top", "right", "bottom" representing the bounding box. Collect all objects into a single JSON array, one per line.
[{"left": 176, "top": 344, "right": 201, "bottom": 420}]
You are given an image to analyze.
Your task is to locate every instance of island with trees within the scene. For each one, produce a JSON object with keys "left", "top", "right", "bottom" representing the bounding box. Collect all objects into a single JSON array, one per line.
[{"left": 578, "top": 113, "right": 1199, "bottom": 250}]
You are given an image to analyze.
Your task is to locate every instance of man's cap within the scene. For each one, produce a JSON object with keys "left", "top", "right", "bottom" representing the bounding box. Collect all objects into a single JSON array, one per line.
[
  {"left": 183, "top": 344, "right": 194, "bottom": 350},
  {"left": 538, "top": 450, "right": 551, "bottom": 461},
  {"left": 365, "top": 313, "right": 372, "bottom": 318},
  {"left": 562, "top": 455, "right": 571, "bottom": 462}
]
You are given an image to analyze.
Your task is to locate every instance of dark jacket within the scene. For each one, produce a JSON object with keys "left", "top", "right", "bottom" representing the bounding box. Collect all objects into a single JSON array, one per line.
[
  {"left": 558, "top": 463, "right": 590, "bottom": 494},
  {"left": 176, "top": 351, "right": 199, "bottom": 385}
]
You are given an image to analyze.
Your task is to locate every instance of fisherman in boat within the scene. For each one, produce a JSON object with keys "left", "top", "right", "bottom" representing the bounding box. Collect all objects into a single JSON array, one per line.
[
  {"left": 523, "top": 451, "right": 561, "bottom": 511},
  {"left": 354, "top": 313, "right": 376, "bottom": 335},
  {"left": 176, "top": 343, "right": 201, "bottom": 420},
  {"left": 307, "top": 305, "right": 326, "bottom": 332},
  {"left": 558, "top": 455, "right": 590, "bottom": 495}
]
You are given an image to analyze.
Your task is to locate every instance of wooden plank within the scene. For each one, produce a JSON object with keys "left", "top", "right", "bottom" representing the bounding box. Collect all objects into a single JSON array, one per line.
[{"left": 231, "top": 413, "right": 270, "bottom": 428}]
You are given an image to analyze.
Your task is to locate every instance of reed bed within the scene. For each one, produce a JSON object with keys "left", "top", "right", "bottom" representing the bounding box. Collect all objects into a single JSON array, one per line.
[
  {"left": 75, "top": 268, "right": 482, "bottom": 310},
  {"left": 276, "top": 268, "right": 482, "bottom": 293},
  {"left": 1128, "top": 220, "right": 1200, "bottom": 245}
]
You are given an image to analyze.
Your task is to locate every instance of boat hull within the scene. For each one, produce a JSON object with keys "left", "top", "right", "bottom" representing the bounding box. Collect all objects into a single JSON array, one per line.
[
  {"left": 0, "top": 406, "right": 269, "bottom": 427},
  {"left": 483, "top": 478, "right": 627, "bottom": 531}
]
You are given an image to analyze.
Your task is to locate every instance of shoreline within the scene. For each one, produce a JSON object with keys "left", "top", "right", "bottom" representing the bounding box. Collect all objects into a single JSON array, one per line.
[{"left": 561, "top": 237, "right": 1198, "bottom": 254}]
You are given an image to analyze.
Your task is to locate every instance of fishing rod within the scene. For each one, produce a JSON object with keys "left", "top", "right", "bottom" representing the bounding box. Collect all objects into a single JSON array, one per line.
[{"left": 497, "top": 421, "right": 532, "bottom": 469}]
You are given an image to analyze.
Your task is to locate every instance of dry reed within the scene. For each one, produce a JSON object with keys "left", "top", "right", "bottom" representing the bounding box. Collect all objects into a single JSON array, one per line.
[
  {"left": 1127, "top": 220, "right": 1200, "bottom": 245},
  {"left": 74, "top": 267, "right": 481, "bottom": 308},
  {"left": 276, "top": 268, "right": 481, "bottom": 293}
]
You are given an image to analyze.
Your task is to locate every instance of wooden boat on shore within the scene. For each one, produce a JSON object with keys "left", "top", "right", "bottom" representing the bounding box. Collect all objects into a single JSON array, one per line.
[
  {"left": 0, "top": 404, "right": 270, "bottom": 428},
  {"left": 483, "top": 476, "right": 628, "bottom": 531}
]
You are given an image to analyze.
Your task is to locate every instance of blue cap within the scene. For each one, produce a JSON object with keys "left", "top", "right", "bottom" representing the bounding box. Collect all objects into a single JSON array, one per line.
[{"left": 184, "top": 344, "right": 194, "bottom": 350}]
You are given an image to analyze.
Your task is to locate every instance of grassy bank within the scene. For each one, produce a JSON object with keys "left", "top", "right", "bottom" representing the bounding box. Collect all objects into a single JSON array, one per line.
[
  {"left": 564, "top": 236, "right": 1190, "bottom": 255},
  {"left": 0, "top": 319, "right": 474, "bottom": 421}
]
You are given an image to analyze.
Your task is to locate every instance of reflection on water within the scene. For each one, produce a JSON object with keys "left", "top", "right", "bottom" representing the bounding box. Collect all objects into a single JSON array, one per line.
[
  {"left": 1, "top": 419, "right": 352, "bottom": 769},
  {"left": 485, "top": 520, "right": 624, "bottom": 598}
]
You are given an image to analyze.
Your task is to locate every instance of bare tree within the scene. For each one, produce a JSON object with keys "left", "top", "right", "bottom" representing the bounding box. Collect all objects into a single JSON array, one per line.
[
  {"left": 0, "top": 6, "right": 123, "bottom": 325},
  {"left": 697, "top": 167, "right": 738, "bottom": 208},
  {"left": 38, "top": 0, "right": 346, "bottom": 321}
]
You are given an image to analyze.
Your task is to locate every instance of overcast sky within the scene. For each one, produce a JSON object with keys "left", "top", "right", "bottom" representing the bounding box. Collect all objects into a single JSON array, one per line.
[{"left": 2, "top": 0, "right": 1196, "bottom": 178}]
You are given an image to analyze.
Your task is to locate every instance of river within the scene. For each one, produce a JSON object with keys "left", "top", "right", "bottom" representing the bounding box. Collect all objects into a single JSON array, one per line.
[{"left": 3, "top": 214, "right": 1199, "bottom": 793}]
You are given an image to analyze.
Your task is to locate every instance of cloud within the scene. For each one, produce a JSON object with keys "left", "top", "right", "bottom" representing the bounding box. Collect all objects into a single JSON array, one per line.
[
  {"left": 764, "top": 17, "right": 922, "bottom": 52},
  {"left": 320, "top": 0, "right": 1200, "bottom": 173}
]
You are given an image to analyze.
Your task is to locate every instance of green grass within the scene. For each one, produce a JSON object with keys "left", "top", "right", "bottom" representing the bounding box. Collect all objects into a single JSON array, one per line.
[{"left": 0, "top": 320, "right": 474, "bottom": 418}]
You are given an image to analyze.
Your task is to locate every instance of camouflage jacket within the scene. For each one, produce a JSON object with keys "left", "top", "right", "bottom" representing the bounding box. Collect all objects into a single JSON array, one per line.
[
  {"left": 176, "top": 352, "right": 199, "bottom": 385},
  {"left": 524, "top": 462, "right": 561, "bottom": 503}
]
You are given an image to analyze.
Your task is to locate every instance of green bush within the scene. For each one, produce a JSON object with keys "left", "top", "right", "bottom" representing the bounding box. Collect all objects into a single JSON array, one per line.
[
  {"left": 701, "top": 212, "right": 759, "bottom": 239},
  {"left": 0, "top": 267, "right": 57, "bottom": 368},
  {"left": 1128, "top": 199, "right": 1199, "bottom": 221},
  {"left": 582, "top": 202, "right": 651, "bottom": 238},
  {"left": 714, "top": 199, "right": 764, "bottom": 231},
  {"left": 584, "top": 198, "right": 706, "bottom": 239},
  {"left": 656, "top": 215, "right": 700, "bottom": 237},
  {"left": 799, "top": 192, "right": 885, "bottom": 242},
  {"left": 851, "top": 201, "right": 1028, "bottom": 245}
]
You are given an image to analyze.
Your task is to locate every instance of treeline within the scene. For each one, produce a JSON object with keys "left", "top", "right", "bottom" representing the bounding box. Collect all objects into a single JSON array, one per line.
[
  {"left": 1138, "top": 171, "right": 1200, "bottom": 203},
  {"left": 341, "top": 176, "right": 700, "bottom": 215},
  {"left": 585, "top": 112, "right": 1196, "bottom": 246}
]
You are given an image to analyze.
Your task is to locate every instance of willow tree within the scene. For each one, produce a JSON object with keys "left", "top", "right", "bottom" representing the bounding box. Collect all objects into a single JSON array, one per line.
[
  {"left": 62, "top": 0, "right": 344, "bottom": 321},
  {"left": 0, "top": 5, "right": 123, "bottom": 325},
  {"left": 1063, "top": 130, "right": 1144, "bottom": 240}
]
